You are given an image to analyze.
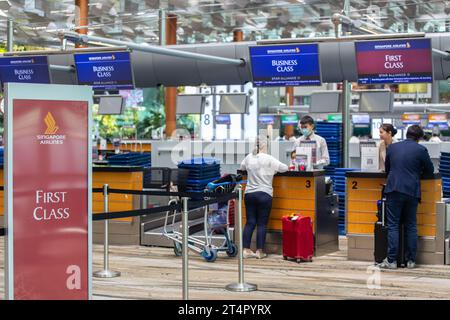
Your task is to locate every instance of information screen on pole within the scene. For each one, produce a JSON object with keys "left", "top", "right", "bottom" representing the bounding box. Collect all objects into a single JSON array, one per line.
[
  {"left": 355, "top": 38, "right": 433, "bottom": 84},
  {"left": 215, "top": 115, "right": 231, "bottom": 125},
  {"left": 74, "top": 51, "right": 134, "bottom": 91},
  {"left": 249, "top": 44, "right": 321, "bottom": 87},
  {"left": 281, "top": 114, "right": 299, "bottom": 125},
  {"left": 0, "top": 55, "right": 51, "bottom": 85},
  {"left": 258, "top": 115, "right": 275, "bottom": 125}
]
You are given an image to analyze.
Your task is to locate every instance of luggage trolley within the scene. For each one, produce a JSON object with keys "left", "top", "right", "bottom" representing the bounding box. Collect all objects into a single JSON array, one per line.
[{"left": 162, "top": 174, "right": 241, "bottom": 262}]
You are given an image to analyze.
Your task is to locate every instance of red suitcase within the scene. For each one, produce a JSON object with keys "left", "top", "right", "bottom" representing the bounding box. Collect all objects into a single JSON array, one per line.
[{"left": 282, "top": 215, "right": 314, "bottom": 262}]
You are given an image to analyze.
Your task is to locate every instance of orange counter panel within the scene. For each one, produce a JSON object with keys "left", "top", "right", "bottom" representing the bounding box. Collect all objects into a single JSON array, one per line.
[
  {"left": 93, "top": 171, "right": 143, "bottom": 222},
  {"left": 346, "top": 176, "right": 441, "bottom": 237},
  {"left": 98, "top": 142, "right": 151, "bottom": 152},
  {"left": 242, "top": 175, "right": 317, "bottom": 232}
]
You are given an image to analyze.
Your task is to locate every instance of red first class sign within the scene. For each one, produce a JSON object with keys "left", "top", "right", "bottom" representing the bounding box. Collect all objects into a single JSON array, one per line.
[{"left": 10, "top": 99, "right": 89, "bottom": 299}]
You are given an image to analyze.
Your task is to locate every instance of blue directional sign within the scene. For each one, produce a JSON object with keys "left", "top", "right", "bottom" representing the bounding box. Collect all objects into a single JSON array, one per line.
[
  {"left": 0, "top": 55, "right": 50, "bottom": 85},
  {"left": 249, "top": 44, "right": 321, "bottom": 87},
  {"left": 74, "top": 51, "right": 134, "bottom": 90}
]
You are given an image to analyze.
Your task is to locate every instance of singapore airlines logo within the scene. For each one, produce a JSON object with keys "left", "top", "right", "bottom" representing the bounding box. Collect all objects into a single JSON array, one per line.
[
  {"left": 37, "top": 111, "right": 65, "bottom": 145},
  {"left": 406, "top": 42, "right": 411, "bottom": 49},
  {"left": 295, "top": 47, "right": 300, "bottom": 53},
  {"left": 44, "top": 112, "right": 58, "bottom": 135}
]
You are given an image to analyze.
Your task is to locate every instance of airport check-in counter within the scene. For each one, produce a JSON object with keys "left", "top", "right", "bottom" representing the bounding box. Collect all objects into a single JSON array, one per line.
[
  {"left": 349, "top": 140, "right": 442, "bottom": 171},
  {"left": 239, "top": 170, "right": 339, "bottom": 256},
  {"left": 93, "top": 166, "right": 144, "bottom": 245},
  {"left": 345, "top": 171, "right": 449, "bottom": 264},
  {"left": 151, "top": 140, "right": 296, "bottom": 174}
]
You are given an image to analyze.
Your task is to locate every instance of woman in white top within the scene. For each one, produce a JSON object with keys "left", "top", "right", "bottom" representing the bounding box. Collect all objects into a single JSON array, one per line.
[
  {"left": 240, "top": 137, "right": 289, "bottom": 259},
  {"left": 379, "top": 123, "right": 398, "bottom": 172}
]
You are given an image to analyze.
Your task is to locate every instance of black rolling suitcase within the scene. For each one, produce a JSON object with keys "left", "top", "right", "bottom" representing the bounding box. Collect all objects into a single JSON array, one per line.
[{"left": 374, "top": 185, "right": 405, "bottom": 267}]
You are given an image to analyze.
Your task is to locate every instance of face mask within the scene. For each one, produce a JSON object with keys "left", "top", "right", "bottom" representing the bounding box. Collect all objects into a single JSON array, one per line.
[{"left": 302, "top": 128, "right": 311, "bottom": 137}]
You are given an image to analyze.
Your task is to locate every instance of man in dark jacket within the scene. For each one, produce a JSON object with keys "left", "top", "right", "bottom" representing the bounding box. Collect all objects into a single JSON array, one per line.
[{"left": 378, "top": 125, "right": 434, "bottom": 269}]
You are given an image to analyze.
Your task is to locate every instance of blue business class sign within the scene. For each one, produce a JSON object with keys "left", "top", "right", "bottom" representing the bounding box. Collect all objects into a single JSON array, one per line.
[
  {"left": 74, "top": 51, "right": 134, "bottom": 90},
  {"left": 249, "top": 44, "right": 321, "bottom": 87},
  {"left": 0, "top": 55, "right": 51, "bottom": 84}
]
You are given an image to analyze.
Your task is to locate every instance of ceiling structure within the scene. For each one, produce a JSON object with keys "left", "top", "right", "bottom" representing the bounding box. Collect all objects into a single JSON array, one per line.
[{"left": 0, "top": 0, "right": 450, "bottom": 49}]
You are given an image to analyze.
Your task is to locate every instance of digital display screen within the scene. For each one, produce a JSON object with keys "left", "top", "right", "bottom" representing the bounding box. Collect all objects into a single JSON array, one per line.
[
  {"left": 427, "top": 123, "right": 448, "bottom": 130},
  {"left": 281, "top": 114, "right": 299, "bottom": 125},
  {"left": 355, "top": 38, "right": 433, "bottom": 84},
  {"left": 249, "top": 44, "right": 321, "bottom": 87},
  {"left": 219, "top": 94, "right": 249, "bottom": 114},
  {"left": 0, "top": 55, "right": 50, "bottom": 85},
  {"left": 98, "top": 96, "right": 124, "bottom": 115},
  {"left": 352, "top": 114, "right": 370, "bottom": 124},
  {"left": 215, "top": 115, "right": 231, "bottom": 125},
  {"left": 258, "top": 115, "right": 275, "bottom": 125},
  {"left": 176, "top": 95, "right": 205, "bottom": 114},
  {"left": 74, "top": 51, "right": 134, "bottom": 90}
]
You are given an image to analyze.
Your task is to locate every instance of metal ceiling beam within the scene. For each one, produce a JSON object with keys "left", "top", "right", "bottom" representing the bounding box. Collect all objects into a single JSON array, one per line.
[
  {"left": 61, "top": 31, "right": 246, "bottom": 66},
  {"left": 258, "top": 32, "right": 425, "bottom": 44},
  {"left": 2, "top": 46, "right": 128, "bottom": 56}
]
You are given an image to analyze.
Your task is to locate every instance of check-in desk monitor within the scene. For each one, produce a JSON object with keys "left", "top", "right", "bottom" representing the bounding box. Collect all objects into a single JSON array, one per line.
[
  {"left": 98, "top": 95, "right": 125, "bottom": 115},
  {"left": 219, "top": 94, "right": 249, "bottom": 114}
]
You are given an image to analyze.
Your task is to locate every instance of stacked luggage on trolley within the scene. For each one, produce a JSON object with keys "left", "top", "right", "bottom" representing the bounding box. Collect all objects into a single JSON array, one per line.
[{"left": 162, "top": 158, "right": 241, "bottom": 262}]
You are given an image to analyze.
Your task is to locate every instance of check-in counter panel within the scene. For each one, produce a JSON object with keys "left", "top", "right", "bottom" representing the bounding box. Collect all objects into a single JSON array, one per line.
[
  {"left": 93, "top": 166, "right": 144, "bottom": 222},
  {"left": 346, "top": 172, "right": 441, "bottom": 237},
  {"left": 345, "top": 171, "right": 445, "bottom": 264},
  {"left": 239, "top": 170, "right": 338, "bottom": 256},
  {"left": 92, "top": 166, "right": 144, "bottom": 245},
  {"left": 241, "top": 171, "right": 321, "bottom": 231}
]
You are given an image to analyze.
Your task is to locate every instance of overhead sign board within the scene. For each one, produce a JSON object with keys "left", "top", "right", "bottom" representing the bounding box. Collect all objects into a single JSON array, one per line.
[
  {"left": 0, "top": 55, "right": 51, "bottom": 85},
  {"left": 401, "top": 114, "right": 421, "bottom": 125},
  {"left": 5, "top": 83, "right": 92, "bottom": 300},
  {"left": 355, "top": 38, "right": 433, "bottom": 84},
  {"left": 428, "top": 114, "right": 447, "bottom": 124},
  {"left": 74, "top": 51, "right": 134, "bottom": 91},
  {"left": 249, "top": 44, "right": 321, "bottom": 87}
]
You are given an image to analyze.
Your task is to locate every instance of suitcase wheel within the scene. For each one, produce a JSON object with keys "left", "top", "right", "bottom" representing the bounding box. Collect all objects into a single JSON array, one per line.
[{"left": 283, "top": 256, "right": 287, "bottom": 260}]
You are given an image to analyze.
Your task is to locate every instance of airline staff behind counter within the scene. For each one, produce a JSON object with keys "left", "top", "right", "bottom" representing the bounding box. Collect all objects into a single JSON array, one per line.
[{"left": 294, "top": 115, "right": 330, "bottom": 169}]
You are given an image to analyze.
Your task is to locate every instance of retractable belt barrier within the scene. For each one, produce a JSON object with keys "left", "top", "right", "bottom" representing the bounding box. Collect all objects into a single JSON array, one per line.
[{"left": 92, "top": 188, "right": 238, "bottom": 221}]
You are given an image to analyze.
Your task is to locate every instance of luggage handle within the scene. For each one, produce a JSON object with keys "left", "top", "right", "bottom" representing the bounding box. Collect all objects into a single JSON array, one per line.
[{"left": 380, "top": 184, "right": 386, "bottom": 227}]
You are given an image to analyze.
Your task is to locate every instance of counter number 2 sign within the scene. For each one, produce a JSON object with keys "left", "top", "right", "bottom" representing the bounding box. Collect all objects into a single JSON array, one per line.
[{"left": 351, "top": 181, "right": 358, "bottom": 189}]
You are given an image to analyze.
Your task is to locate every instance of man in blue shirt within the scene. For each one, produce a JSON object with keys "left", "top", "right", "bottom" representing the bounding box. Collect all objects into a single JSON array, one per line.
[{"left": 378, "top": 125, "right": 434, "bottom": 269}]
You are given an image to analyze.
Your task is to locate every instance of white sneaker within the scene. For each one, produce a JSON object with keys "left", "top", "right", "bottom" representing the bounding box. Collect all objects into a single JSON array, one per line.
[
  {"left": 255, "top": 250, "right": 268, "bottom": 259},
  {"left": 377, "top": 258, "right": 397, "bottom": 269},
  {"left": 243, "top": 249, "right": 256, "bottom": 259}
]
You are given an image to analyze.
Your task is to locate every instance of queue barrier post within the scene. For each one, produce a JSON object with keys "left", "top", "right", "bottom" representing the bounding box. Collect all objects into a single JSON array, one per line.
[
  {"left": 93, "top": 184, "right": 121, "bottom": 278},
  {"left": 182, "top": 197, "right": 189, "bottom": 300},
  {"left": 225, "top": 184, "right": 257, "bottom": 292}
]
